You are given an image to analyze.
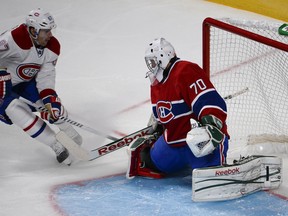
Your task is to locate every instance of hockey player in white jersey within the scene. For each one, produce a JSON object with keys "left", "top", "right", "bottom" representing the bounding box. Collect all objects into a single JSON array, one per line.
[{"left": 0, "top": 8, "right": 82, "bottom": 165}]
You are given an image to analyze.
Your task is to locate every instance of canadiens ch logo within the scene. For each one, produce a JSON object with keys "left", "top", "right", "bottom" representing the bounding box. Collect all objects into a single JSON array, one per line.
[
  {"left": 16, "top": 64, "right": 41, "bottom": 81},
  {"left": 156, "top": 101, "right": 174, "bottom": 123}
]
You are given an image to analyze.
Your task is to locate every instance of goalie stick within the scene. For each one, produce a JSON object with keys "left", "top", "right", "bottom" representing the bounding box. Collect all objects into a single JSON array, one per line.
[
  {"left": 18, "top": 97, "right": 153, "bottom": 161},
  {"left": 23, "top": 87, "right": 249, "bottom": 162},
  {"left": 89, "top": 126, "right": 152, "bottom": 161},
  {"left": 86, "top": 88, "right": 249, "bottom": 160},
  {"left": 55, "top": 125, "right": 152, "bottom": 161}
]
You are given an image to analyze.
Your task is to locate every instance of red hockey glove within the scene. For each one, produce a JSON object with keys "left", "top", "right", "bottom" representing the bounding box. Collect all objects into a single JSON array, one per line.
[{"left": 40, "top": 89, "right": 66, "bottom": 124}]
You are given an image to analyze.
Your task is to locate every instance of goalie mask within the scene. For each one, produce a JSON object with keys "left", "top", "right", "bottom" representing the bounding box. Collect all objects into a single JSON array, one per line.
[
  {"left": 26, "top": 8, "right": 56, "bottom": 39},
  {"left": 145, "top": 38, "right": 175, "bottom": 85}
]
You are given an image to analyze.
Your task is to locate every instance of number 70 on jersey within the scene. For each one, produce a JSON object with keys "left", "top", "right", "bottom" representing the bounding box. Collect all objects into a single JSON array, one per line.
[{"left": 189, "top": 79, "right": 207, "bottom": 94}]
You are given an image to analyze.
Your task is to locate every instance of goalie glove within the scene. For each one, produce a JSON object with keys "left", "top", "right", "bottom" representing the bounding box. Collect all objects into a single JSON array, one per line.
[{"left": 186, "top": 115, "right": 224, "bottom": 158}]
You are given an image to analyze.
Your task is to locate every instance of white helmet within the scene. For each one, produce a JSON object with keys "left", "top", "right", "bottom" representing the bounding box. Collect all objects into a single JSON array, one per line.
[
  {"left": 145, "top": 38, "right": 175, "bottom": 85},
  {"left": 26, "top": 8, "right": 56, "bottom": 38}
]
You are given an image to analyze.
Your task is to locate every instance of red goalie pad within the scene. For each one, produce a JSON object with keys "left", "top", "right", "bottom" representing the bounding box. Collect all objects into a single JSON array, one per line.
[{"left": 126, "top": 136, "right": 165, "bottom": 179}]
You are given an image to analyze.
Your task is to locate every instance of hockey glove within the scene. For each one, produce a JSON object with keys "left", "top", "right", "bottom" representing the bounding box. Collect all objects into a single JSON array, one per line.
[
  {"left": 40, "top": 89, "right": 66, "bottom": 124},
  {"left": 186, "top": 115, "right": 224, "bottom": 157},
  {"left": 0, "top": 68, "right": 12, "bottom": 99}
]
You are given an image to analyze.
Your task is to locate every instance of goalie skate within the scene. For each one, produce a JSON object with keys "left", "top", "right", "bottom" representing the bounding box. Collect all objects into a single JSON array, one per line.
[{"left": 192, "top": 155, "right": 282, "bottom": 202}]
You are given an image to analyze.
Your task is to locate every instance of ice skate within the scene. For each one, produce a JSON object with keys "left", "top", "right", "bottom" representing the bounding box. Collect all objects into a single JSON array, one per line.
[{"left": 51, "top": 142, "right": 72, "bottom": 165}]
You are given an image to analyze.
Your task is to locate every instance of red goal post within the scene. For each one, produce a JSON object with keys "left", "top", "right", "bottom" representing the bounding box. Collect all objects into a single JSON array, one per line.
[{"left": 202, "top": 17, "right": 288, "bottom": 158}]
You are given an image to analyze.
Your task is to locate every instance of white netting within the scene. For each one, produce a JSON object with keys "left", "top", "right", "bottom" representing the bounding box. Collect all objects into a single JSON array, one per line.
[{"left": 204, "top": 18, "right": 288, "bottom": 159}]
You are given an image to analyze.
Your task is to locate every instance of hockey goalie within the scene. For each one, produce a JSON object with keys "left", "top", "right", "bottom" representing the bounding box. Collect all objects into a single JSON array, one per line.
[{"left": 125, "top": 37, "right": 282, "bottom": 201}]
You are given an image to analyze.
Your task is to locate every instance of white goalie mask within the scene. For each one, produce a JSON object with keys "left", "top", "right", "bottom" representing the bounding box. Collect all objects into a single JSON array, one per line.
[
  {"left": 26, "top": 8, "right": 56, "bottom": 39},
  {"left": 145, "top": 38, "right": 175, "bottom": 85}
]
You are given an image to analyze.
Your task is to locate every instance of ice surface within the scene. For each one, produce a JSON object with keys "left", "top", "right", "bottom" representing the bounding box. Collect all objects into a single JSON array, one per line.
[
  {"left": 0, "top": 1, "right": 287, "bottom": 216},
  {"left": 54, "top": 173, "right": 288, "bottom": 216}
]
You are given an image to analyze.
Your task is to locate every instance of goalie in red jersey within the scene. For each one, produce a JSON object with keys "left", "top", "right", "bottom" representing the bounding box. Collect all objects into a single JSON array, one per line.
[{"left": 127, "top": 38, "right": 229, "bottom": 179}]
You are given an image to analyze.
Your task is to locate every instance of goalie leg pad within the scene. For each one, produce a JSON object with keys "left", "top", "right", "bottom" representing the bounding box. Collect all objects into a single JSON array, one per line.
[
  {"left": 192, "top": 155, "right": 282, "bottom": 202},
  {"left": 126, "top": 135, "right": 165, "bottom": 179}
]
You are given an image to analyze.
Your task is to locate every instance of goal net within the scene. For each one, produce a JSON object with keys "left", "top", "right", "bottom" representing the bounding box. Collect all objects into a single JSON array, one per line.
[{"left": 202, "top": 18, "right": 288, "bottom": 159}]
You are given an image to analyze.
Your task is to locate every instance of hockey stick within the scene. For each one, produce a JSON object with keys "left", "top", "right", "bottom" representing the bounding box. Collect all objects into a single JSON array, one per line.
[
  {"left": 89, "top": 126, "right": 152, "bottom": 161},
  {"left": 56, "top": 131, "right": 91, "bottom": 161},
  {"left": 88, "top": 88, "right": 249, "bottom": 160},
  {"left": 24, "top": 87, "right": 249, "bottom": 161},
  {"left": 19, "top": 97, "right": 118, "bottom": 141},
  {"left": 223, "top": 87, "right": 249, "bottom": 100},
  {"left": 54, "top": 125, "right": 152, "bottom": 161},
  {"left": 19, "top": 97, "right": 151, "bottom": 160},
  {"left": 19, "top": 86, "right": 247, "bottom": 142},
  {"left": 248, "top": 134, "right": 288, "bottom": 144}
]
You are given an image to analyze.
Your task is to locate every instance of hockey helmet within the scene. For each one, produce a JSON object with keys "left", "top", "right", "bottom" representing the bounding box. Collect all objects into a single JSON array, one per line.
[
  {"left": 26, "top": 8, "right": 56, "bottom": 38},
  {"left": 144, "top": 38, "right": 175, "bottom": 85}
]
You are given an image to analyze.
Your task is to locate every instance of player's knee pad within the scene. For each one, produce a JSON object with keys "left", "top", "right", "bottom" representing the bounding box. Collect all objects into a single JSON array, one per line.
[
  {"left": 5, "top": 99, "right": 35, "bottom": 126},
  {"left": 6, "top": 99, "right": 56, "bottom": 146}
]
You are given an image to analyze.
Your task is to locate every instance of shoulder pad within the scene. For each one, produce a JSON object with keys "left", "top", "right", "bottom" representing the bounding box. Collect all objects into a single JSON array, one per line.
[
  {"left": 11, "top": 24, "right": 33, "bottom": 50},
  {"left": 46, "top": 37, "right": 60, "bottom": 56}
]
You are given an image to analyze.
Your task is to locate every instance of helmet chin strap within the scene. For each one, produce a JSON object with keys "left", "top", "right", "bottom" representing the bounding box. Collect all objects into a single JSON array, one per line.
[
  {"left": 29, "top": 32, "right": 41, "bottom": 47},
  {"left": 31, "top": 36, "right": 41, "bottom": 47},
  {"left": 28, "top": 26, "right": 39, "bottom": 41}
]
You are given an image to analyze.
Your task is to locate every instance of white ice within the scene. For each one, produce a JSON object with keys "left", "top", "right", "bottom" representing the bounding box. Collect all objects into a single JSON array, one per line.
[{"left": 0, "top": 1, "right": 286, "bottom": 215}]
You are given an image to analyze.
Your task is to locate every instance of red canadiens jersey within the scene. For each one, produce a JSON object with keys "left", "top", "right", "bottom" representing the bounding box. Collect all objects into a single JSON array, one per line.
[
  {"left": 151, "top": 60, "right": 228, "bottom": 147},
  {"left": 0, "top": 24, "right": 60, "bottom": 93}
]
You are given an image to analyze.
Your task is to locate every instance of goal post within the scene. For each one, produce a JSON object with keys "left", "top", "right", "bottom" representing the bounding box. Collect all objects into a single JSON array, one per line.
[{"left": 202, "top": 17, "right": 288, "bottom": 158}]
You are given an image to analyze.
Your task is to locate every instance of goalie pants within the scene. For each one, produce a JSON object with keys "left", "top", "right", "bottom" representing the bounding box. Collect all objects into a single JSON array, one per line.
[{"left": 150, "top": 135, "right": 229, "bottom": 173}]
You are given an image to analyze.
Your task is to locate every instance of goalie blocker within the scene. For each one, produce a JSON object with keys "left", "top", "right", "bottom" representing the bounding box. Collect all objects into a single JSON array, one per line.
[{"left": 192, "top": 155, "right": 282, "bottom": 202}]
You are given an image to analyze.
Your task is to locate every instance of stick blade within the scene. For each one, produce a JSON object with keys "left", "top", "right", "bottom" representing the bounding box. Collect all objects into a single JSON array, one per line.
[{"left": 56, "top": 131, "right": 90, "bottom": 161}]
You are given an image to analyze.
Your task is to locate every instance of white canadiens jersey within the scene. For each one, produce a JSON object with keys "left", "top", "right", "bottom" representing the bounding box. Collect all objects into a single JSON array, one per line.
[{"left": 0, "top": 24, "right": 60, "bottom": 93}]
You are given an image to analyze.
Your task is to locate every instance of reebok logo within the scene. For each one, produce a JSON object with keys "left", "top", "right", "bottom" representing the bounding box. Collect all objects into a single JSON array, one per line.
[
  {"left": 97, "top": 129, "right": 150, "bottom": 156},
  {"left": 215, "top": 167, "right": 240, "bottom": 176}
]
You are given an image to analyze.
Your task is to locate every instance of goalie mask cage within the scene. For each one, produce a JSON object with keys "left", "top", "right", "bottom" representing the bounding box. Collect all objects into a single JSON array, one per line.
[{"left": 202, "top": 18, "right": 288, "bottom": 157}]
